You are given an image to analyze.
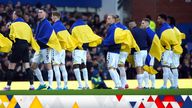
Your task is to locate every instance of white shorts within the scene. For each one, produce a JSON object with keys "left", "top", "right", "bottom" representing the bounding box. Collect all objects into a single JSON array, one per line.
[
  {"left": 52, "top": 49, "right": 66, "bottom": 65},
  {"left": 32, "top": 48, "right": 52, "bottom": 64},
  {"left": 107, "top": 52, "right": 119, "bottom": 68},
  {"left": 171, "top": 52, "right": 180, "bottom": 68},
  {"left": 149, "top": 55, "right": 155, "bottom": 66},
  {"left": 72, "top": 49, "right": 87, "bottom": 65},
  {"left": 161, "top": 50, "right": 172, "bottom": 66},
  {"left": 134, "top": 50, "right": 147, "bottom": 67},
  {"left": 118, "top": 52, "right": 128, "bottom": 65}
]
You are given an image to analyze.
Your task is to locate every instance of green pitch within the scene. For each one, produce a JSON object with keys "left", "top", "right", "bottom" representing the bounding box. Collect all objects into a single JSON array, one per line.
[{"left": 0, "top": 89, "right": 192, "bottom": 95}]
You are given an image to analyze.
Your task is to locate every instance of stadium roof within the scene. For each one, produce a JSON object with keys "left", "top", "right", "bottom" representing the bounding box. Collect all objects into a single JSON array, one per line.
[{"left": 0, "top": 0, "right": 102, "bottom": 8}]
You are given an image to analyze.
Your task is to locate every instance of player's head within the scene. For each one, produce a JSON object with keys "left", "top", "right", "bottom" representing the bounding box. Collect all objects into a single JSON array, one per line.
[
  {"left": 157, "top": 13, "right": 167, "bottom": 25},
  {"left": 12, "top": 9, "right": 23, "bottom": 20},
  {"left": 141, "top": 18, "right": 150, "bottom": 29},
  {"left": 146, "top": 15, "right": 152, "bottom": 20},
  {"left": 115, "top": 15, "right": 120, "bottom": 23},
  {"left": 128, "top": 19, "right": 137, "bottom": 29},
  {"left": 106, "top": 14, "right": 116, "bottom": 25},
  {"left": 38, "top": 8, "right": 47, "bottom": 20},
  {"left": 51, "top": 11, "right": 60, "bottom": 22},
  {"left": 167, "top": 16, "right": 176, "bottom": 26},
  {"left": 74, "top": 13, "right": 82, "bottom": 20}
]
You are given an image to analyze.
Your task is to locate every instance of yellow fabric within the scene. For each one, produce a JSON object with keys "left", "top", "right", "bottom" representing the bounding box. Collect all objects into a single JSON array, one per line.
[
  {"left": 47, "top": 31, "right": 62, "bottom": 52},
  {"left": 149, "top": 35, "right": 165, "bottom": 61},
  {"left": 143, "top": 65, "right": 158, "bottom": 74},
  {"left": 115, "top": 29, "right": 140, "bottom": 53},
  {"left": 0, "top": 33, "right": 12, "bottom": 53},
  {"left": 57, "top": 30, "right": 78, "bottom": 51},
  {"left": 172, "top": 27, "right": 185, "bottom": 54},
  {"left": 9, "top": 22, "right": 40, "bottom": 53},
  {"left": 160, "top": 29, "right": 178, "bottom": 50},
  {"left": 71, "top": 25, "right": 102, "bottom": 48}
]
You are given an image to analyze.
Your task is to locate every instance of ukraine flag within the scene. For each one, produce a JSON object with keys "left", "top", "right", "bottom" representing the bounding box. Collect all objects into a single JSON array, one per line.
[
  {"left": 146, "top": 27, "right": 164, "bottom": 61},
  {"left": 70, "top": 19, "right": 102, "bottom": 49},
  {"left": 158, "top": 23, "right": 179, "bottom": 52},
  {"left": 35, "top": 19, "right": 62, "bottom": 52},
  {"left": 0, "top": 33, "right": 12, "bottom": 53},
  {"left": 143, "top": 54, "right": 158, "bottom": 74},
  {"left": 143, "top": 27, "right": 164, "bottom": 74},
  {"left": 53, "top": 20, "right": 77, "bottom": 51},
  {"left": 171, "top": 26, "right": 185, "bottom": 54},
  {"left": 102, "top": 23, "right": 131, "bottom": 47},
  {"left": 9, "top": 18, "right": 40, "bottom": 53},
  {"left": 115, "top": 22, "right": 140, "bottom": 53}
]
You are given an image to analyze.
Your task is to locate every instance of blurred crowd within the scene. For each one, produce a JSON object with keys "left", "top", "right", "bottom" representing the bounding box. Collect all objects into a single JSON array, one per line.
[{"left": 0, "top": 2, "right": 192, "bottom": 82}]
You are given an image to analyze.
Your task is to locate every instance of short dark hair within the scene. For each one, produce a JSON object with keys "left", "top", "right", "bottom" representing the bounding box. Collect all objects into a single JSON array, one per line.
[
  {"left": 14, "top": 9, "right": 23, "bottom": 18},
  {"left": 143, "top": 18, "right": 150, "bottom": 23},
  {"left": 39, "top": 8, "right": 47, "bottom": 13},
  {"left": 110, "top": 15, "right": 116, "bottom": 19},
  {"left": 52, "top": 11, "right": 61, "bottom": 18},
  {"left": 128, "top": 19, "right": 135, "bottom": 23},
  {"left": 74, "top": 13, "right": 82, "bottom": 19},
  {"left": 158, "top": 13, "right": 167, "bottom": 21},
  {"left": 167, "top": 16, "right": 176, "bottom": 26},
  {"left": 146, "top": 15, "right": 152, "bottom": 20}
]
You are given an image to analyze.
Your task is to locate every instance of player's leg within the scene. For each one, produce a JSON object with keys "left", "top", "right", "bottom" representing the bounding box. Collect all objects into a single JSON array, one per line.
[
  {"left": 107, "top": 52, "right": 122, "bottom": 89},
  {"left": 43, "top": 48, "right": 53, "bottom": 90},
  {"left": 118, "top": 52, "right": 128, "bottom": 88},
  {"left": 72, "top": 50, "right": 83, "bottom": 89},
  {"left": 31, "top": 51, "right": 46, "bottom": 90},
  {"left": 149, "top": 74, "right": 156, "bottom": 89},
  {"left": 3, "top": 62, "right": 16, "bottom": 90},
  {"left": 143, "top": 71, "right": 149, "bottom": 89},
  {"left": 52, "top": 49, "right": 62, "bottom": 90},
  {"left": 149, "top": 56, "right": 155, "bottom": 89},
  {"left": 80, "top": 50, "right": 89, "bottom": 89},
  {"left": 171, "top": 52, "right": 180, "bottom": 89},
  {"left": 59, "top": 50, "right": 68, "bottom": 90},
  {"left": 24, "top": 62, "right": 35, "bottom": 90},
  {"left": 22, "top": 46, "right": 35, "bottom": 90},
  {"left": 134, "top": 51, "right": 145, "bottom": 89},
  {"left": 161, "top": 50, "right": 173, "bottom": 89},
  {"left": 4, "top": 44, "right": 21, "bottom": 90}
]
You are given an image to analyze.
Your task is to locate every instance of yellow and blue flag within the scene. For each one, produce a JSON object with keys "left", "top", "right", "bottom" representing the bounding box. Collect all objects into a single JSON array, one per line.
[
  {"left": 115, "top": 22, "right": 140, "bottom": 53},
  {"left": 53, "top": 20, "right": 77, "bottom": 51},
  {"left": 0, "top": 33, "right": 12, "bottom": 53},
  {"left": 35, "top": 19, "right": 62, "bottom": 52},
  {"left": 146, "top": 27, "right": 164, "bottom": 61},
  {"left": 171, "top": 25, "right": 185, "bottom": 54},
  {"left": 102, "top": 23, "right": 130, "bottom": 47},
  {"left": 70, "top": 19, "right": 102, "bottom": 49},
  {"left": 158, "top": 23, "right": 179, "bottom": 51},
  {"left": 9, "top": 18, "right": 40, "bottom": 53},
  {"left": 143, "top": 55, "right": 158, "bottom": 74},
  {"left": 143, "top": 27, "right": 165, "bottom": 74}
]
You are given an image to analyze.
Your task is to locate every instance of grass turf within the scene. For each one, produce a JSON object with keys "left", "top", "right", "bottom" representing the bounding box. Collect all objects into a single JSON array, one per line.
[{"left": 0, "top": 89, "right": 192, "bottom": 95}]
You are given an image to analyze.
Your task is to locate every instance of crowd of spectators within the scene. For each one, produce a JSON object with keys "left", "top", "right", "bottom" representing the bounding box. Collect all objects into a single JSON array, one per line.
[{"left": 0, "top": 2, "right": 191, "bottom": 82}]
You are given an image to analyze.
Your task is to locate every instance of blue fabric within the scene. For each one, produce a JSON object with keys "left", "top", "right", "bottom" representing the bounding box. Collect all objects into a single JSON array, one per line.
[
  {"left": 102, "top": 23, "right": 121, "bottom": 53},
  {"left": 102, "top": 23, "right": 116, "bottom": 46},
  {"left": 14, "top": 18, "right": 25, "bottom": 22},
  {"left": 52, "top": 20, "right": 67, "bottom": 34},
  {"left": 131, "top": 27, "right": 149, "bottom": 50},
  {"left": 70, "top": 19, "right": 85, "bottom": 31},
  {"left": 146, "top": 27, "right": 155, "bottom": 41},
  {"left": 116, "top": 22, "right": 128, "bottom": 30},
  {"left": 157, "top": 23, "right": 172, "bottom": 38},
  {"left": 35, "top": 18, "right": 53, "bottom": 49}
]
